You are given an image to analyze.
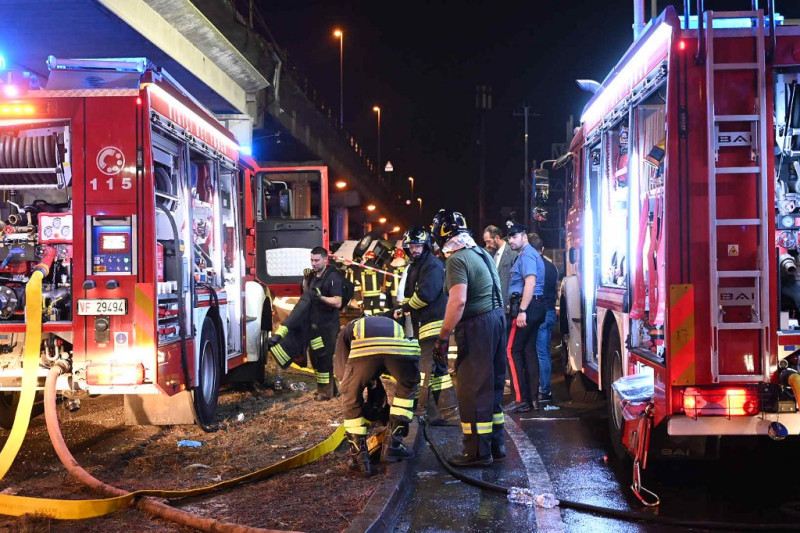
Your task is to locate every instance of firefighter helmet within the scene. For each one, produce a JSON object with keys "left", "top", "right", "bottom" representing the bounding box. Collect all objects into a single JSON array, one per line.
[
  {"left": 430, "top": 209, "right": 469, "bottom": 247},
  {"left": 402, "top": 226, "right": 430, "bottom": 250}
]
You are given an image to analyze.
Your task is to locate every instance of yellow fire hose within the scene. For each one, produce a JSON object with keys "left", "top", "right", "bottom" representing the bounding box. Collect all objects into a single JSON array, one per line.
[
  {"left": 0, "top": 249, "right": 53, "bottom": 479},
  {"left": 0, "top": 249, "right": 346, "bottom": 529}
]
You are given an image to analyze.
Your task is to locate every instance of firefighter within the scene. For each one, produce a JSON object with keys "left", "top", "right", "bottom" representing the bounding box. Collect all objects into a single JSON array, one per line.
[
  {"left": 431, "top": 209, "right": 506, "bottom": 467},
  {"left": 360, "top": 251, "right": 383, "bottom": 315},
  {"left": 335, "top": 314, "right": 420, "bottom": 477},
  {"left": 398, "top": 226, "right": 460, "bottom": 425},
  {"left": 385, "top": 247, "right": 407, "bottom": 309},
  {"left": 269, "top": 246, "right": 343, "bottom": 401}
]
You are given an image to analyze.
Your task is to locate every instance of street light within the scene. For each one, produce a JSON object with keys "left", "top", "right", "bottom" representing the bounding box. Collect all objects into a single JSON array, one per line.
[
  {"left": 366, "top": 204, "right": 376, "bottom": 212},
  {"left": 373, "top": 105, "right": 381, "bottom": 180},
  {"left": 335, "top": 180, "right": 347, "bottom": 189},
  {"left": 408, "top": 176, "right": 414, "bottom": 197},
  {"left": 333, "top": 29, "right": 344, "bottom": 125},
  {"left": 417, "top": 197, "right": 423, "bottom": 213},
  {"left": 378, "top": 217, "right": 387, "bottom": 224}
]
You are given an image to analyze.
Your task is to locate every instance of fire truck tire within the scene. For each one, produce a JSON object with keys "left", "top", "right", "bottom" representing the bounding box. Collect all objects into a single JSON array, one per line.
[
  {"left": 0, "top": 391, "right": 45, "bottom": 430},
  {"left": 193, "top": 319, "right": 220, "bottom": 427},
  {"left": 603, "top": 327, "right": 628, "bottom": 459}
]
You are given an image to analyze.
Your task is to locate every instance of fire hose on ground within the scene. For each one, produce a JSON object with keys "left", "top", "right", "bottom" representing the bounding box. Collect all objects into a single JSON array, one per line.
[
  {"left": 0, "top": 246, "right": 346, "bottom": 530},
  {"left": 420, "top": 418, "right": 800, "bottom": 531}
]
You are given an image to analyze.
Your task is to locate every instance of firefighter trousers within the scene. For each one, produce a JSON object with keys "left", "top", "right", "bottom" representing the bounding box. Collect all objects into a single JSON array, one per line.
[
  {"left": 309, "top": 321, "right": 339, "bottom": 395},
  {"left": 340, "top": 355, "right": 420, "bottom": 437},
  {"left": 453, "top": 308, "right": 506, "bottom": 459},
  {"left": 417, "top": 333, "right": 458, "bottom": 423},
  {"left": 507, "top": 301, "right": 547, "bottom": 405}
]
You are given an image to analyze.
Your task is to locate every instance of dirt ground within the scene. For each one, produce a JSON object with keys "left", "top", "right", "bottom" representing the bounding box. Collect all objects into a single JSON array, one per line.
[{"left": 0, "top": 363, "right": 390, "bottom": 533}]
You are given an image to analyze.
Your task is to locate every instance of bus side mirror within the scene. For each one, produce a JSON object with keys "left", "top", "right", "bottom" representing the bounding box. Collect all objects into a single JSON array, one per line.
[{"left": 568, "top": 247, "right": 577, "bottom": 265}]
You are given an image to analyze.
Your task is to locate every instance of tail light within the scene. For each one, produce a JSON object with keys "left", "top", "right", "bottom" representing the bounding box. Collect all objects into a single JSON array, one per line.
[
  {"left": 682, "top": 387, "right": 760, "bottom": 417},
  {"left": 86, "top": 362, "right": 145, "bottom": 386}
]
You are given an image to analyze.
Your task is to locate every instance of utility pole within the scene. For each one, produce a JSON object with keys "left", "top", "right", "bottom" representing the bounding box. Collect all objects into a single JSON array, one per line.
[
  {"left": 513, "top": 104, "right": 540, "bottom": 228},
  {"left": 476, "top": 85, "right": 492, "bottom": 231}
]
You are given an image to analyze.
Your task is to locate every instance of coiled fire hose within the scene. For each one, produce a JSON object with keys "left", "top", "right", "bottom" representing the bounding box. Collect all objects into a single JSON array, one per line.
[{"left": 421, "top": 418, "right": 800, "bottom": 531}]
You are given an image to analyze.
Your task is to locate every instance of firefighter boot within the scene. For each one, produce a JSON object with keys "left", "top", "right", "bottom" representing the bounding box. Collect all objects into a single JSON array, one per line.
[
  {"left": 315, "top": 382, "right": 335, "bottom": 401},
  {"left": 345, "top": 434, "right": 372, "bottom": 477},
  {"left": 381, "top": 419, "right": 414, "bottom": 462}
]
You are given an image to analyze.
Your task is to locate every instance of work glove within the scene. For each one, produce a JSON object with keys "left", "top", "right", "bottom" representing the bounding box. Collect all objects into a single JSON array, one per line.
[
  {"left": 432, "top": 336, "right": 449, "bottom": 366},
  {"left": 267, "top": 334, "right": 282, "bottom": 349},
  {"left": 303, "top": 268, "right": 313, "bottom": 278}
]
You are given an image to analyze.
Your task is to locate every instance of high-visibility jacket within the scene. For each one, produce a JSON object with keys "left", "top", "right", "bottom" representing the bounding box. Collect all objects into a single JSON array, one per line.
[{"left": 334, "top": 315, "right": 420, "bottom": 378}]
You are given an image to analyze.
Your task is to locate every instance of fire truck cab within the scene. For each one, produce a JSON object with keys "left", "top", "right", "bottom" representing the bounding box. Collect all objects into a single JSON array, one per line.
[
  {"left": 0, "top": 57, "right": 326, "bottom": 427},
  {"left": 560, "top": 6, "right": 800, "bottom": 462}
]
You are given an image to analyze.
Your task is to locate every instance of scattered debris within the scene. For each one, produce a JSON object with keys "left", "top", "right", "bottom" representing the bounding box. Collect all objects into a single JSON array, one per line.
[
  {"left": 177, "top": 440, "right": 203, "bottom": 448},
  {"left": 543, "top": 405, "right": 561, "bottom": 411},
  {"left": 237, "top": 413, "right": 245, "bottom": 422},
  {"left": 185, "top": 463, "right": 211, "bottom": 470},
  {"left": 416, "top": 471, "right": 438, "bottom": 479}
]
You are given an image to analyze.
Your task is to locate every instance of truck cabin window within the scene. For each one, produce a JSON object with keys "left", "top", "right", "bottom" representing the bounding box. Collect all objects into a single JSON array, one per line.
[{"left": 257, "top": 170, "right": 321, "bottom": 221}]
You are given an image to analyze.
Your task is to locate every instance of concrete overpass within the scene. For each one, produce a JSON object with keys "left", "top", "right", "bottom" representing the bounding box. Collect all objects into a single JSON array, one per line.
[{"left": 0, "top": 0, "right": 410, "bottom": 238}]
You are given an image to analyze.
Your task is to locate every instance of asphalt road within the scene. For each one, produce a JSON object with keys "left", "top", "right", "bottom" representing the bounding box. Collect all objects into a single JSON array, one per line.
[{"left": 393, "top": 342, "right": 800, "bottom": 532}]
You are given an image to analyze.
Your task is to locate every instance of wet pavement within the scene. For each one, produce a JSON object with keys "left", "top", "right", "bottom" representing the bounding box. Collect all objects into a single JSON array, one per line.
[{"left": 390, "top": 341, "right": 800, "bottom": 532}]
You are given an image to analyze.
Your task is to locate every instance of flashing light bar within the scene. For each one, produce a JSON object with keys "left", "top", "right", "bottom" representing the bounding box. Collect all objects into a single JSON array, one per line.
[
  {"left": 0, "top": 104, "right": 35, "bottom": 115},
  {"left": 47, "top": 55, "right": 148, "bottom": 73},
  {"left": 581, "top": 22, "right": 672, "bottom": 133},
  {"left": 239, "top": 145, "right": 252, "bottom": 156}
]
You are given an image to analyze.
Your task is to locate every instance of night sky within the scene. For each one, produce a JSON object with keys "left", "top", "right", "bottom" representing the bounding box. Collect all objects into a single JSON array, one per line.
[{"left": 260, "top": 0, "right": 800, "bottom": 231}]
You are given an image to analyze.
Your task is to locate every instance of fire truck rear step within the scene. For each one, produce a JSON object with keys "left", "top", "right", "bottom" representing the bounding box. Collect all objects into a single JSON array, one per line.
[{"left": 705, "top": 10, "right": 770, "bottom": 382}]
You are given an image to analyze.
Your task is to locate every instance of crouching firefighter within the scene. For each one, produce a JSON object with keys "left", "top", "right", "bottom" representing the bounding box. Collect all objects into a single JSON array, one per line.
[
  {"left": 399, "top": 226, "right": 460, "bottom": 425},
  {"left": 335, "top": 315, "right": 421, "bottom": 477}
]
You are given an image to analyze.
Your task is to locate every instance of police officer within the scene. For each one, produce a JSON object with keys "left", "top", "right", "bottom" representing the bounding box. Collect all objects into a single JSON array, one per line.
[
  {"left": 268, "top": 246, "right": 343, "bottom": 401},
  {"left": 399, "top": 226, "right": 459, "bottom": 425},
  {"left": 504, "top": 223, "right": 547, "bottom": 413},
  {"left": 335, "top": 315, "right": 420, "bottom": 477},
  {"left": 431, "top": 209, "right": 506, "bottom": 467}
]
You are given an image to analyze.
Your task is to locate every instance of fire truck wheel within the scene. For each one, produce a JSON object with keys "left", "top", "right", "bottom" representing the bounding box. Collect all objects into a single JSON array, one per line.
[
  {"left": 603, "top": 326, "right": 628, "bottom": 459},
  {"left": 0, "top": 391, "right": 45, "bottom": 430},
  {"left": 193, "top": 319, "right": 221, "bottom": 427}
]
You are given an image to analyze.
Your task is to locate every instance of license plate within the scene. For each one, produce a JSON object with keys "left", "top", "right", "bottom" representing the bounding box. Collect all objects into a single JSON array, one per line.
[{"left": 77, "top": 299, "right": 128, "bottom": 316}]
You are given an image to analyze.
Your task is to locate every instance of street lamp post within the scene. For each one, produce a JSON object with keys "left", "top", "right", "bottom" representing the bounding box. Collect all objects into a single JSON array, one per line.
[
  {"left": 333, "top": 29, "right": 344, "bottom": 125},
  {"left": 408, "top": 176, "right": 414, "bottom": 198},
  {"left": 373, "top": 105, "right": 381, "bottom": 181},
  {"left": 417, "top": 197, "right": 423, "bottom": 213}
]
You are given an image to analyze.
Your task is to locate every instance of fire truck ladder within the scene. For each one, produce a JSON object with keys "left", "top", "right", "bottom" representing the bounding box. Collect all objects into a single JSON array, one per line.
[{"left": 705, "top": 10, "right": 770, "bottom": 383}]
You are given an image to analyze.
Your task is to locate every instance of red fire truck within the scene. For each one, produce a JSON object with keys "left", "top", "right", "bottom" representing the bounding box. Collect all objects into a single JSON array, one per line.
[
  {"left": 559, "top": 5, "right": 800, "bottom": 472},
  {"left": 0, "top": 57, "right": 328, "bottom": 427}
]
